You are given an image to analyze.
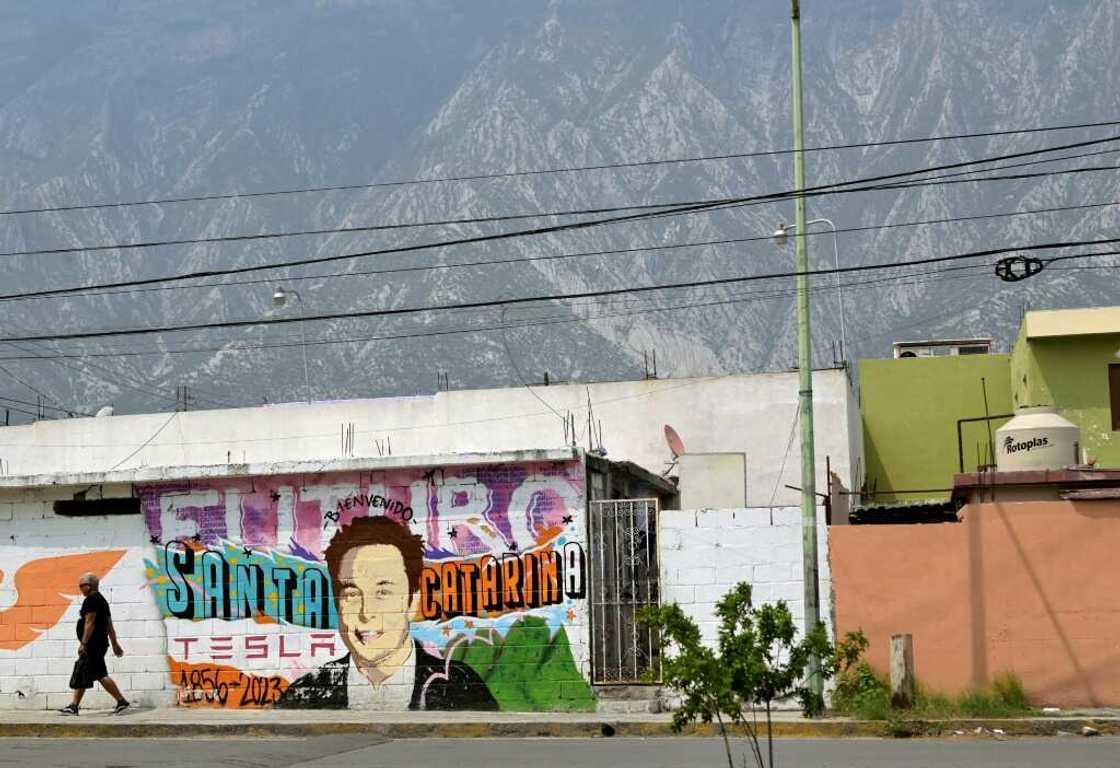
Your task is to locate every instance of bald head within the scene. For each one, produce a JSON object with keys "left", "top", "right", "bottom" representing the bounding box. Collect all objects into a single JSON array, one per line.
[{"left": 79, "top": 572, "right": 99, "bottom": 590}]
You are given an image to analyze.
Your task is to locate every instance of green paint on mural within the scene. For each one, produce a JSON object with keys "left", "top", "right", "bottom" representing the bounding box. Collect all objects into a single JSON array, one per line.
[{"left": 454, "top": 617, "right": 596, "bottom": 711}]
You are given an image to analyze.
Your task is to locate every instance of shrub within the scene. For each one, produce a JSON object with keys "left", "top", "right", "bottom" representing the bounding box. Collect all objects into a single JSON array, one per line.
[{"left": 638, "top": 582, "right": 840, "bottom": 768}]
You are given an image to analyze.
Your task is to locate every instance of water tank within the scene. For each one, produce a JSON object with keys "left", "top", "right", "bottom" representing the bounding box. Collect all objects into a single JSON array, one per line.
[{"left": 995, "top": 406, "right": 1080, "bottom": 471}]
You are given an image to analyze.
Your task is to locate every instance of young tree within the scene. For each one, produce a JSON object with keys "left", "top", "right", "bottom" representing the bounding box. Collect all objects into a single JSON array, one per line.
[{"left": 639, "top": 582, "right": 839, "bottom": 768}]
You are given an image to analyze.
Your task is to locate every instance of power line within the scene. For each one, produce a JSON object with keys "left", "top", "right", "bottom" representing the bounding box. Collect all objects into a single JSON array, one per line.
[
  {"left": 1, "top": 260, "right": 1109, "bottom": 429},
  {"left": 0, "top": 335, "right": 239, "bottom": 409},
  {"left": 1, "top": 263, "right": 1110, "bottom": 421},
  {"left": 0, "top": 161, "right": 1102, "bottom": 307},
  {"left": 0, "top": 360, "right": 78, "bottom": 415},
  {"left": 4, "top": 118, "right": 1119, "bottom": 217},
  {"left": 3, "top": 197, "right": 1116, "bottom": 306},
  {"left": 3, "top": 238, "right": 1115, "bottom": 345},
  {"left": 0, "top": 396, "right": 51, "bottom": 418},
  {"left": 0, "top": 402, "right": 42, "bottom": 421},
  {"left": 0, "top": 199, "right": 720, "bottom": 260},
  {"left": 2, "top": 134, "right": 1117, "bottom": 304},
  {"left": 106, "top": 411, "right": 179, "bottom": 471},
  {"left": 0, "top": 394, "right": 93, "bottom": 417},
  {"left": 6, "top": 146, "right": 1117, "bottom": 263},
  {"left": 1, "top": 255, "right": 1112, "bottom": 367},
  {"left": 0, "top": 262, "right": 1001, "bottom": 360},
  {"left": 863, "top": 147, "right": 1119, "bottom": 190},
  {"left": 0, "top": 256, "right": 1077, "bottom": 357}
]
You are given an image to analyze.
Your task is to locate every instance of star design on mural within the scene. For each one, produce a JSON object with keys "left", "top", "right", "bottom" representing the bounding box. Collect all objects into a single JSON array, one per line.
[
  {"left": 149, "top": 535, "right": 161, "bottom": 546},
  {"left": 189, "top": 533, "right": 202, "bottom": 543},
  {"left": 441, "top": 626, "right": 451, "bottom": 637},
  {"left": 508, "top": 541, "right": 518, "bottom": 552},
  {"left": 270, "top": 490, "right": 282, "bottom": 502},
  {"left": 566, "top": 609, "right": 578, "bottom": 622},
  {"left": 447, "top": 528, "right": 458, "bottom": 539},
  {"left": 561, "top": 515, "right": 573, "bottom": 524},
  {"left": 242, "top": 546, "right": 253, "bottom": 558},
  {"left": 464, "top": 620, "right": 474, "bottom": 629}
]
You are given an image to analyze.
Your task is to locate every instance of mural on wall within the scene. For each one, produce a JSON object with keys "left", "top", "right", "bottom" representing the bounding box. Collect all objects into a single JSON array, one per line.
[
  {"left": 0, "top": 551, "right": 127, "bottom": 651},
  {"left": 140, "top": 462, "right": 594, "bottom": 711}
]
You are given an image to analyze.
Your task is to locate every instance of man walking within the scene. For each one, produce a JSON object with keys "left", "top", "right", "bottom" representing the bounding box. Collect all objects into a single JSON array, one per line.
[{"left": 58, "top": 572, "right": 130, "bottom": 715}]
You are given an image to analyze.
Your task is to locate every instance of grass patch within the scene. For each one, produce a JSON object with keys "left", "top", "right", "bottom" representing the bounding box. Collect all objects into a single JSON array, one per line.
[
  {"left": 956, "top": 674, "right": 1032, "bottom": 717},
  {"left": 832, "top": 664, "right": 1034, "bottom": 720}
]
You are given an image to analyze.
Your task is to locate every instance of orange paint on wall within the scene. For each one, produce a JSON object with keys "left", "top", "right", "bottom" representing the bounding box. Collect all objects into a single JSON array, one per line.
[
  {"left": 830, "top": 501, "right": 1120, "bottom": 707},
  {"left": 0, "top": 550, "right": 127, "bottom": 651},
  {"left": 168, "top": 657, "right": 290, "bottom": 708}
]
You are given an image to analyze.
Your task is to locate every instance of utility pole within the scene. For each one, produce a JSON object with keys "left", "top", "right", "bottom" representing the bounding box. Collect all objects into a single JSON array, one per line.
[{"left": 790, "top": 0, "right": 822, "bottom": 701}]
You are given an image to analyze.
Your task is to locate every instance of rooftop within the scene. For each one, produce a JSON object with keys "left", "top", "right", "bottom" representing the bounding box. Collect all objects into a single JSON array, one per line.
[
  {"left": 0, "top": 448, "right": 581, "bottom": 490},
  {"left": 1023, "top": 306, "right": 1120, "bottom": 340},
  {"left": 952, "top": 467, "right": 1120, "bottom": 504}
]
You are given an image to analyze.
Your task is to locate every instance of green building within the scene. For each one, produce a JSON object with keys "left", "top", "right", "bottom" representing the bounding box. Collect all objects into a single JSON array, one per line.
[{"left": 860, "top": 307, "right": 1120, "bottom": 502}]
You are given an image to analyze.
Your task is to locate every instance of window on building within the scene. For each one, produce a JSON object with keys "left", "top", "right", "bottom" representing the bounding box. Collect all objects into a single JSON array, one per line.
[{"left": 1111, "top": 364, "right": 1120, "bottom": 431}]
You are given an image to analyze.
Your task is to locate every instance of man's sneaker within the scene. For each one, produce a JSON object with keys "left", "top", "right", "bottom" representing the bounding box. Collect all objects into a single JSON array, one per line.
[
  {"left": 58, "top": 704, "right": 79, "bottom": 716},
  {"left": 112, "top": 699, "right": 131, "bottom": 715}
]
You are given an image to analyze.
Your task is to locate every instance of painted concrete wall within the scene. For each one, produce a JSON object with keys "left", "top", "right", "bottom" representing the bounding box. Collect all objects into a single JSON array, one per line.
[
  {"left": 0, "top": 459, "right": 592, "bottom": 711},
  {"left": 860, "top": 355, "right": 1013, "bottom": 501},
  {"left": 0, "top": 486, "right": 165, "bottom": 710},
  {"left": 0, "top": 370, "right": 858, "bottom": 509},
  {"left": 677, "top": 454, "right": 747, "bottom": 510},
  {"left": 831, "top": 501, "right": 1120, "bottom": 707},
  {"left": 659, "top": 507, "right": 830, "bottom": 646},
  {"left": 1012, "top": 329, "right": 1120, "bottom": 467}
]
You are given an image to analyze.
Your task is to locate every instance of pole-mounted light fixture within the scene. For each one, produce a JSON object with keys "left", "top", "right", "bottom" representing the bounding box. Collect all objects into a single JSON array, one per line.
[
  {"left": 269, "top": 286, "right": 311, "bottom": 404},
  {"left": 773, "top": 224, "right": 791, "bottom": 248},
  {"left": 771, "top": 218, "right": 847, "bottom": 363}
]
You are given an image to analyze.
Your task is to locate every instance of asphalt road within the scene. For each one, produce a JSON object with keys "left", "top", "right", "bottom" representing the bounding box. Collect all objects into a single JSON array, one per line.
[{"left": 2, "top": 736, "right": 1118, "bottom": 768}]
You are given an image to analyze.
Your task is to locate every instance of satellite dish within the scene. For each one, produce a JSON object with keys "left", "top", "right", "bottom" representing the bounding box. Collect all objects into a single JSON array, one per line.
[{"left": 663, "top": 424, "right": 686, "bottom": 459}]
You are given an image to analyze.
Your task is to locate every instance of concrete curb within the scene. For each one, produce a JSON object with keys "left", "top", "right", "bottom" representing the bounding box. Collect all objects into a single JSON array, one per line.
[{"left": 1, "top": 717, "right": 1117, "bottom": 740}]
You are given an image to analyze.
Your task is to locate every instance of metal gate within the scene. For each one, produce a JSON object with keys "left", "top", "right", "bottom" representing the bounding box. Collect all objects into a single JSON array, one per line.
[{"left": 589, "top": 498, "right": 661, "bottom": 683}]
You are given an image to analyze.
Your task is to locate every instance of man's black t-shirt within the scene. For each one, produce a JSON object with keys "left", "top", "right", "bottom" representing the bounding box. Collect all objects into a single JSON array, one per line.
[{"left": 77, "top": 591, "right": 111, "bottom": 654}]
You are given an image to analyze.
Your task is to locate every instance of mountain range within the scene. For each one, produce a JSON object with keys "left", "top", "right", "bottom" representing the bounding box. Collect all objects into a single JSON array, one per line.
[{"left": 1, "top": 0, "right": 1117, "bottom": 419}]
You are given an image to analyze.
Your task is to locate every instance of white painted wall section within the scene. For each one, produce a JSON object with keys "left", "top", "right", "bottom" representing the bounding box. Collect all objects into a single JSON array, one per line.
[{"left": 658, "top": 507, "right": 831, "bottom": 646}]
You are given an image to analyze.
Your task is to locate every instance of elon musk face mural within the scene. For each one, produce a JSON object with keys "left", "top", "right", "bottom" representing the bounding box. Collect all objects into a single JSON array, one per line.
[
  {"left": 140, "top": 461, "right": 594, "bottom": 711},
  {"left": 336, "top": 537, "right": 418, "bottom": 674}
]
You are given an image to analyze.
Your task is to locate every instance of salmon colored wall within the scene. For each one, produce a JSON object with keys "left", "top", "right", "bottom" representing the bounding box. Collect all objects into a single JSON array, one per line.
[{"left": 830, "top": 501, "right": 1120, "bottom": 707}]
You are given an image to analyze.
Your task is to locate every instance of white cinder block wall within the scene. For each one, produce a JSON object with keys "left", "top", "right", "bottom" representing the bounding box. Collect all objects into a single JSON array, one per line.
[
  {"left": 659, "top": 507, "right": 831, "bottom": 646},
  {"left": 0, "top": 490, "right": 171, "bottom": 711}
]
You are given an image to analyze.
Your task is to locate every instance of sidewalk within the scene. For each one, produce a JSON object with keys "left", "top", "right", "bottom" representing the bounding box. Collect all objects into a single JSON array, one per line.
[{"left": 1, "top": 707, "right": 1119, "bottom": 739}]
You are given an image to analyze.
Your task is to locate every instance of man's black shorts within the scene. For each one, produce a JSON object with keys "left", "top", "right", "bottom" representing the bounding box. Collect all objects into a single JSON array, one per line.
[{"left": 69, "top": 651, "right": 109, "bottom": 690}]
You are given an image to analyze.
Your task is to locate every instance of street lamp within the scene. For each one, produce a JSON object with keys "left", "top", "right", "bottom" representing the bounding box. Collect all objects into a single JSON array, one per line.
[
  {"left": 773, "top": 218, "right": 847, "bottom": 362},
  {"left": 272, "top": 286, "right": 312, "bottom": 404}
]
